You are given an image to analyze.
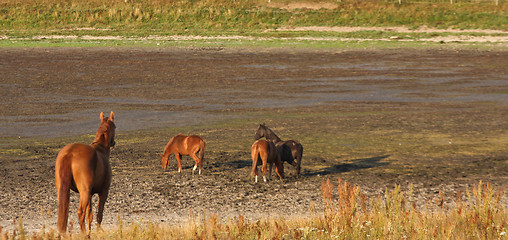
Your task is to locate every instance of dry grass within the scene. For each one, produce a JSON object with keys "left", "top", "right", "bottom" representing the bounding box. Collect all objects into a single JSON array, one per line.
[{"left": 2, "top": 180, "right": 505, "bottom": 240}]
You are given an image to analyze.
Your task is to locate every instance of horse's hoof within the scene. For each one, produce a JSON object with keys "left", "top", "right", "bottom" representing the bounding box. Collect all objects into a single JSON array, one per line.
[
  {"left": 263, "top": 176, "right": 267, "bottom": 182},
  {"left": 255, "top": 176, "right": 258, "bottom": 183}
]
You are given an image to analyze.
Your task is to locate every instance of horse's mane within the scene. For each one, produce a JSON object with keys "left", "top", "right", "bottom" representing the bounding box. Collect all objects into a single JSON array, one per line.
[{"left": 261, "top": 124, "right": 282, "bottom": 142}]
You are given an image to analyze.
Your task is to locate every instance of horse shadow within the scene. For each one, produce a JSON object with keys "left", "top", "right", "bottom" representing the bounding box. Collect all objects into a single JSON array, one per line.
[
  {"left": 304, "top": 155, "right": 390, "bottom": 177},
  {"left": 206, "top": 159, "right": 253, "bottom": 173}
]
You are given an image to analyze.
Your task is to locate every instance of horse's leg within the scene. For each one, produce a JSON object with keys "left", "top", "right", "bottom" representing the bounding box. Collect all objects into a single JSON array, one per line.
[
  {"left": 77, "top": 189, "right": 92, "bottom": 232},
  {"left": 190, "top": 152, "right": 200, "bottom": 175},
  {"left": 73, "top": 165, "right": 94, "bottom": 233},
  {"left": 86, "top": 194, "right": 93, "bottom": 233},
  {"left": 294, "top": 146, "right": 303, "bottom": 176},
  {"left": 251, "top": 150, "right": 259, "bottom": 182},
  {"left": 275, "top": 154, "right": 285, "bottom": 180},
  {"left": 198, "top": 143, "right": 205, "bottom": 175},
  {"left": 175, "top": 153, "right": 183, "bottom": 173},
  {"left": 252, "top": 159, "right": 259, "bottom": 183},
  {"left": 97, "top": 189, "right": 109, "bottom": 228},
  {"left": 260, "top": 151, "right": 268, "bottom": 182},
  {"left": 268, "top": 161, "right": 273, "bottom": 179},
  {"left": 198, "top": 160, "right": 203, "bottom": 175}
]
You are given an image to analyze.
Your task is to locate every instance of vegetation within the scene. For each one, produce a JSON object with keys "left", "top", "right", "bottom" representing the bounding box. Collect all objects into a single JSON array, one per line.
[
  {"left": 1, "top": 179, "right": 506, "bottom": 239},
  {"left": 1, "top": 0, "right": 507, "bottom": 37}
]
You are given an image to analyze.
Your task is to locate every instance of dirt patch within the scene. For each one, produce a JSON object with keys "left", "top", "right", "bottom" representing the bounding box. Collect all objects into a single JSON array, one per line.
[
  {"left": 0, "top": 47, "right": 507, "bottom": 233},
  {"left": 267, "top": 2, "right": 338, "bottom": 10},
  {"left": 274, "top": 26, "right": 508, "bottom": 34}
]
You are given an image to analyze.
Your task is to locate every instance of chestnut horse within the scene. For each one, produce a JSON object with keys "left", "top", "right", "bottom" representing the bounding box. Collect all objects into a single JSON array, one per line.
[
  {"left": 251, "top": 139, "right": 284, "bottom": 182},
  {"left": 160, "top": 134, "right": 205, "bottom": 175},
  {"left": 55, "top": 112, "right": 116, "bottom": 233},
  {"left": 255, "top": 124, "right": 303, "bottom": 176}
]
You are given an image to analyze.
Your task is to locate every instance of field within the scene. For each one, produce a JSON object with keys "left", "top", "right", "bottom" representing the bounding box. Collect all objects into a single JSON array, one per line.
[
  {"left": 0, "top": 0, "right": 508, "bottom": 238},
  {"left": 0, "top": 47, "right": 507, "bottom": 239}
]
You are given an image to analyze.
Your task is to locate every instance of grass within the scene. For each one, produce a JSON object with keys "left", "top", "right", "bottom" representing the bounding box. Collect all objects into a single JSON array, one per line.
[
  {"left": 0, "top": 0, "right": 507, "bottom": 49},
  {"left": 1, "top": 34, "right": 505, "bottom": 50},
  {"left": 2, "top": 0, "right": 506, "bottom": 34},
  {"left": 2, "top": 179, "right": 506, "bottom": 239}
]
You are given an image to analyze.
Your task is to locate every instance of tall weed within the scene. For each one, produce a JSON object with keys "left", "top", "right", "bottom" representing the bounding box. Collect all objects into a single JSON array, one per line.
[{"left": 2, "top": 179, "right": 506, "bottom": 239}]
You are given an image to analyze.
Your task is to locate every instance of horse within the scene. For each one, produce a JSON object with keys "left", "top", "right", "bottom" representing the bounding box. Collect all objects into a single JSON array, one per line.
[
  {"left": 254, "top": 124, "right": 303, "bottom": 176},
  {"left": 55, "top": 112, "right": 116, "bottom": 233},
  {"left": 251, "top": 139, "right": 284, "bottom": 182},
  {"left": 160, "top": 134, "right": 205, "bottom": 175}
]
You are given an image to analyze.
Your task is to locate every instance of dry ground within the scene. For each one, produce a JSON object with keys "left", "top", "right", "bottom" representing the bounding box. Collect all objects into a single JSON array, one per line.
[{"left": 0, "top": 47, "right": 507, "bottom": 233}]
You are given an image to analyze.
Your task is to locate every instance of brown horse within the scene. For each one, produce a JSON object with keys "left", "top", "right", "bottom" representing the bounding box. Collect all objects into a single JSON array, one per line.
[
  {"left": 160, "top": 134, "right": 205, "bottom": 175},
  {"left": 55, "top": 112, "right": 116, "bottom": 233},
  {"left": 255, "top": 124, "right": 303, "bottom": 176},
  {"left": 251, "top": 139, "right": 284, "bottom": 182}
]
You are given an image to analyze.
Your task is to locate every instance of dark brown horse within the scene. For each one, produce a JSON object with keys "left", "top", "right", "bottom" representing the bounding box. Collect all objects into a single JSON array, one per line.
[
  {"left": 55, "top": 112, "right": 116, "bottom": 233},
  {"left": 251, "top": 139, "right": 284, "bottom": 182},
  {"left": 160, "top": 134, "right": 205, "bottom": 175},
  {"left": 255, "top": 124, "right": 303, "bottom": 176}
]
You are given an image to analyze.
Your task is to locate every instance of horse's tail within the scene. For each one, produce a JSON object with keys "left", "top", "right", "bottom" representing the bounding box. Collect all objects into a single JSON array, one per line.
[
  {"left": 55, "top": 153, "right": 72, "bottom": 233},
  {"left": 251, "top": 143, "right": 258, "bottom": 161},
  {"left": 199, "top": 139, "right": 205, "bottom": 163}
]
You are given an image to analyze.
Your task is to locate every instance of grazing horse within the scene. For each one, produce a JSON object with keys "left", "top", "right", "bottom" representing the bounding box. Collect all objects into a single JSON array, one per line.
[
  {"left": 255, "top": 124, "right": 303, "bottom": 176},
  {"left": 160, "top": 134, "right": 205, "bottom": 175},
  {"left": 251, "top": 139, "right": 284, "bottom": 182},
  {"left": 55, "top": 112, "right": 116, "bottom": 233}
]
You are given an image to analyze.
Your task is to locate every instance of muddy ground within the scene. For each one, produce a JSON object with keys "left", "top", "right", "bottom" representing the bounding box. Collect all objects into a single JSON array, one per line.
[{"left": 0, "top": 47, "right": 507, "bottom": 233}]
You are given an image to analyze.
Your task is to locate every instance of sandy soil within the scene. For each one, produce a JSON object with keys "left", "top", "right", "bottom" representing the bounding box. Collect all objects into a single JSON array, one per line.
[{"left": 0, "top": 47, "right": 507, "bottom": 233}]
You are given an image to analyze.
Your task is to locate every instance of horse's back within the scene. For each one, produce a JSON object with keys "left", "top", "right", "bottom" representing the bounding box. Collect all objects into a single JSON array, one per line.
[
  {"left": 276, "top": 140, "right": 302, "bottom": 155},
  {"left": 56, "top": 143, "right": 97, "bottom": 186},
  {"left": 56, "top": 143, "right": 95, "bottom": 167},
  {"left": 252, "top": 139, "right": 268, "bottom": 150},
  {"left": 185, "top": 135, "right": 204, "bottom": 144},
  {"left": 183, "top": 135, "right": 204, "bottom": 152},
  {"left": 252, "top": 140, "right": 276, "bottom": 157}
]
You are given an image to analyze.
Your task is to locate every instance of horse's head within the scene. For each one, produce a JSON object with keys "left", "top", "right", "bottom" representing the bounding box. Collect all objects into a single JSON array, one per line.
[
  {"left": 93, "top": 112, "right": 116, "bottom": 149},
  {"left": 160, "top": 154, "right": 169, "bottom": 171},
  {"left": 254, "top": 123, "right": 267, "bottom": 140}
]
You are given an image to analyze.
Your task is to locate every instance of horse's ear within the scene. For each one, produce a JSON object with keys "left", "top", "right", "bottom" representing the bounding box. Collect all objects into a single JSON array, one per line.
[
  {"left": 110, "top": 111, "right": 115, "bottom": 122},
  {"left": 100, "top": 112, "right": 105, "bottom": 122}
]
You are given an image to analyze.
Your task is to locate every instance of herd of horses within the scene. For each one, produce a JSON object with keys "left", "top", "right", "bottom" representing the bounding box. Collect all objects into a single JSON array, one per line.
[{"left": 54, "top": 112, "right": 303, "bottom": 233}]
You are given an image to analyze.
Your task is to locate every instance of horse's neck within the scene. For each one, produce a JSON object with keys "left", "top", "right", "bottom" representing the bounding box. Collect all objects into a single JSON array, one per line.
[
  {"left": 266, "top": 129, "right": 282, "bottom": 142},
  {"left": 90, "top": 143, "right": 112, "bottom": 174},
  {"left": 162, "top": 140, "right": 174, "bottom": 157},
  {"left": 91, "top": 142, "right": 110, "bottom": 156}
]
